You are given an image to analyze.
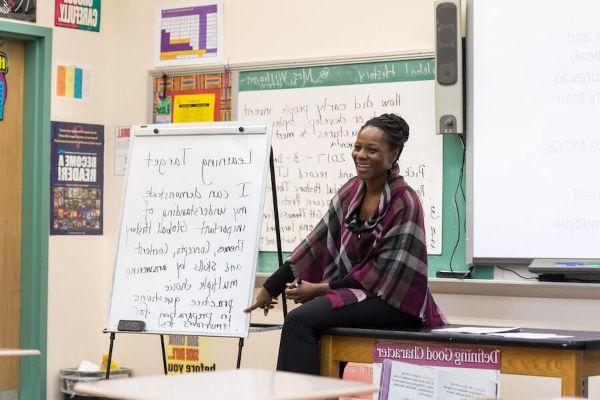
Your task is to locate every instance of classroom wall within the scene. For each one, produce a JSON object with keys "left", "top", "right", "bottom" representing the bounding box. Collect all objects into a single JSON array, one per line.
[
  {"left": 28, "top": 2, "right": 121, "bottom": 400},
  {"left": 39, "top": 2, "right": 440, "bottom": 399},
  {"left": 36, "top": 1, "right": 600, "bottom": 400},
  {"left": 96, "top": 0, "right": 443, "bottom": 389},
  {"left": 25, "top": 0, "right": 108, "bottom": 398}
]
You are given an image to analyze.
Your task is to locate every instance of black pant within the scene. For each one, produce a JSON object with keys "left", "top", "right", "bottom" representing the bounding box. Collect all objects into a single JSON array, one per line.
[{"left": 276, "top": 296, "right": 422, "bottom": 375}]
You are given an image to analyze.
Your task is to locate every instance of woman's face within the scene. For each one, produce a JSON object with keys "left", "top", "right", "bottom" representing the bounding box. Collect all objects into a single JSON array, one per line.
[{"left": 352, "top": 126, "right": 397, "bottom": 182}]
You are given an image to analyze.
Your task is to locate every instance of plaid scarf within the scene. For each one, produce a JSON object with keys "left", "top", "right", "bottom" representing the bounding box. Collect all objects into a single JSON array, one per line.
[{"left": 288, "top": 166, "right": 445, "bottom": 327}]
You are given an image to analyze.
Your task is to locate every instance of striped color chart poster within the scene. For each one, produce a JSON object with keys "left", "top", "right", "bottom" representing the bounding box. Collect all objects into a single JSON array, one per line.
[
  {"left": 156, "top": 1, "right": 223, "bottom": 66},
  {"left": 56, "top": 65, "right": 90, "bottom": 100}
]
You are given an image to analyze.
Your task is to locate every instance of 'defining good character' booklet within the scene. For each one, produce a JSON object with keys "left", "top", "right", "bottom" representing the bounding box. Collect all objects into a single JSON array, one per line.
[{"left": 378, "top": 359, "right": 497, "bottom": 400}]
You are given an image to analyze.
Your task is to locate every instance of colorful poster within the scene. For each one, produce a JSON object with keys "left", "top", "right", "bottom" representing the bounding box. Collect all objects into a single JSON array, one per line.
[
  {"left": 172, "top": 90, "right": 219, "bottom": 123},
  {"left": 156, "top": 1, "right": 223, "bottom": 66},
  {"left": 0, "top": 0, "right": 36, "bottom": 22},
  {"left": 0, "top": 52, "right": 7, "bottom": 121},
  {"left": 166, "top": 335, "right": 216, "bottom": 375},
  {"left": 152, "top": 72, "right": 231, "bottom": 123},
  {"left": 56, "top": 64, "right": 91, "bottom": 101},
  {"left": 55, "top": 0, "right": 101, "bottom": 32},
  {"left": 114, "top": 126, "right": 130, "bottom": 176},
  {"left": 154, "top": 96, "right": 172, "bottom": 124},
  {"left": 51, "top": 121, "right": 104, "bottom": 235}
]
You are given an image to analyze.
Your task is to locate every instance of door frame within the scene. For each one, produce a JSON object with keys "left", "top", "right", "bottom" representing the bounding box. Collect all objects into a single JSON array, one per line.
[{"left": 0, "top": 21, "right": 51, "bottom": 400}]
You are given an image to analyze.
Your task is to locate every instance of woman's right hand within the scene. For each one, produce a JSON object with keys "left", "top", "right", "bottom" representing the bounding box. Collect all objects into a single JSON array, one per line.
[{"left": 243, "top": 287, "right": 279, "bottom": 316}]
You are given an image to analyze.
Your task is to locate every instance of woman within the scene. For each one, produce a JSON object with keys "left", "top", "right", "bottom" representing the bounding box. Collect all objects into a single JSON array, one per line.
[{"left": 245, "top": 113, "right": 445, "bottom": 375}]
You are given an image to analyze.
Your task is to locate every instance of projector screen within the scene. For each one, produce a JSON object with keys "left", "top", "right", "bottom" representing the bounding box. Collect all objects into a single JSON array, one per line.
[{"left": 468, "top": 0, "right": 600, "bottom": 262}]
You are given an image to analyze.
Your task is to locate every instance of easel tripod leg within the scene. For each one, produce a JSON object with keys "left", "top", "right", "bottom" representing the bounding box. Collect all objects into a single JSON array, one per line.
[
  {"left": 236, "top": 338, "right": 245, "bottom": 369},
  {"left": 160, "top": 335, "right": 168, "bottom": 375},
  {"left": 105, "top": 332, "right": 116, "bottom": 379},
  {"left": 269, "top": 148, "right": 287, "bottom": 316}
]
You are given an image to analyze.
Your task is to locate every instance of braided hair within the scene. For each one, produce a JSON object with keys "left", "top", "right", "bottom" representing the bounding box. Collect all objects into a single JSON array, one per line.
[{"left": 360, "top": 113, "right": 409, "bottom": 164}]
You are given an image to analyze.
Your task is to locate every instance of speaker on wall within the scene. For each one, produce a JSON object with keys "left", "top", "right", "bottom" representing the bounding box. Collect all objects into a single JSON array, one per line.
[{"left": 435, "top": 0, "right": 463, "bottom": 134}]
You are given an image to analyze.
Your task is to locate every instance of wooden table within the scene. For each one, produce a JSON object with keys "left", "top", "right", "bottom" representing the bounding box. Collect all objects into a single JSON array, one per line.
[
  {"left": 74, "top": 368, "right": 377, "bottom": 400},
  {"left": 0, "top": 348, "right": 40, "bottom": 357},
  {"left": 320, "top": 326, "right": 600, "bottom": 398}
]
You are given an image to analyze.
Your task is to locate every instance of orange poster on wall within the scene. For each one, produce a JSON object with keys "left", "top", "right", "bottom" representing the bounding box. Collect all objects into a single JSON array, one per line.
[{"left": 166, "top": 335, "right": 217, "bottom": 375}]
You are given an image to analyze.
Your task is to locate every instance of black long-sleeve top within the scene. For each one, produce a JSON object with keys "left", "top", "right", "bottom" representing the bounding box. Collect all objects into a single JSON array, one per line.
[{"left": 262, "top": 260, "right": 363, "bottom": 297}]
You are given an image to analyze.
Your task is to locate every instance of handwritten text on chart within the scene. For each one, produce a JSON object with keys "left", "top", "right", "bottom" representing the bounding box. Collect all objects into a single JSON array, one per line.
[
  {"left": 110, "top": 136, "right": 268, "bottom": 335},
  {"left": 239, "top": 83, "right": 443, "bottom": 254}
]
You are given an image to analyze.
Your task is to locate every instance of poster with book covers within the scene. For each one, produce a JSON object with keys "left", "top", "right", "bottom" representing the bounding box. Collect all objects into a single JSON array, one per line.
[{"left": 50, "top": 121, "right": 104, "bottom": 235}]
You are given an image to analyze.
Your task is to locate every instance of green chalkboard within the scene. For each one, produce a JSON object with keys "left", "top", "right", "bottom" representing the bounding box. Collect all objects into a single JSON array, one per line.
[
  {"left": 256, "top": 136, "right": 490, "bottom": 279},
  {"left": 239, "top": 59, "right": 434, "bottom": 91},
  {"left": 239, "top": 58, "right": 491, "bottom": 279}
]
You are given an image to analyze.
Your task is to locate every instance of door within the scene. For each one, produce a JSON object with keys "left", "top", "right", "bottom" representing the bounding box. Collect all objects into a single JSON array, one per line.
[{"left": 0, "top": 37, "right": 25, "bottom": 393}]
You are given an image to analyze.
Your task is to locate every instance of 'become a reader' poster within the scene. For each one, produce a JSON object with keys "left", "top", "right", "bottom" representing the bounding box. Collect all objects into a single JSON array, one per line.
[{"left": 51, "top": 121, "right": 104, "bottom": 235}]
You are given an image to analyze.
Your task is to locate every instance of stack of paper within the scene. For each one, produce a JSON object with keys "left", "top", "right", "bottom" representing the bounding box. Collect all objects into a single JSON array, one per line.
[
  {"left": 431, "top": 326, "right": 520, "bottom": 334},
  {"left": 431, "top": 326, "right": 573, "bottom": 339}
]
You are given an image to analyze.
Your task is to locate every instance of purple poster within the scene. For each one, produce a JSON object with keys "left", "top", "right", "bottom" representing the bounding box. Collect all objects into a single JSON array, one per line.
[{"left": 51, "top": 121, "right": 104, "bottom": 235}]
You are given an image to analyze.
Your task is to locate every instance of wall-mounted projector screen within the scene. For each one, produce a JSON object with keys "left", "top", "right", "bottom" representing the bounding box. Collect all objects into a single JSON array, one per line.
[{"left": 467, "top": 0, "right": 600, "bottom": 263}]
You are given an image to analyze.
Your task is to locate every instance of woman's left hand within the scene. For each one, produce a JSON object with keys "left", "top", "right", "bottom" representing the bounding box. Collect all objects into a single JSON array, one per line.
[{"left": 285, "top": 281, "right": 329, "bottom": 304}]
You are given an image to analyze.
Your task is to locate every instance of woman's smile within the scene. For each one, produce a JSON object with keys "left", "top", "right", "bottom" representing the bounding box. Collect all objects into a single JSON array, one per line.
[
  {"left": 356, "top": 163, "right": 372, "bottom": 173},
  {"left": 351, "top": 126, "right": 396, "bottom": 184}
]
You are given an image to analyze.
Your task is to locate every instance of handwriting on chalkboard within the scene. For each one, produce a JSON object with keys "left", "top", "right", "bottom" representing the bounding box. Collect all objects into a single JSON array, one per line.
[
  {"left": 239, "top": 83, "right": 443, "bottom": 254},
  {"left": 238, "top": 60, "right": 435, "bottom": 91}
]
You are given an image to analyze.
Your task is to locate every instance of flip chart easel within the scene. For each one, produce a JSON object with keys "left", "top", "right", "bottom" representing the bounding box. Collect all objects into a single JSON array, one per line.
[{"left": 103, "top": 121, "right": 285, "bottom": 376}]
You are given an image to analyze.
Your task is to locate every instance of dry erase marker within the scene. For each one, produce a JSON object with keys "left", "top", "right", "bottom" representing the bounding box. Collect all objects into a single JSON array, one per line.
[
  {"left": 554, "top": 262, "right": 583, "bottom": 267},
  {"left": 587, "top": 263, "right": 600, "bottom": 267}
]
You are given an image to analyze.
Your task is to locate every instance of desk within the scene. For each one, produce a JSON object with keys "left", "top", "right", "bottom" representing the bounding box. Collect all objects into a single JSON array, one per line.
[
  {"left": 320, "top": 326, "right": 600, "bottom": 398},
  {"left": 0, "top": 348, "right": 40, "bottom": 357},
  {"left": 74, "top": 368, "right": 377, "bottom": 400}
]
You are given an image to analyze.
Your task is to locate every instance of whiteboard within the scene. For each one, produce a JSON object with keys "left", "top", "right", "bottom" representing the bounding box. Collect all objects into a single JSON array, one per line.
[
  {"left": 107, "top": 122, "right": 271, "bottom": 337},
  {"left": 238, "top": 60, "right": 443, "bottom": 254},
  {"left": 468, "top": 0, "right": 600, "bottom": 261}
]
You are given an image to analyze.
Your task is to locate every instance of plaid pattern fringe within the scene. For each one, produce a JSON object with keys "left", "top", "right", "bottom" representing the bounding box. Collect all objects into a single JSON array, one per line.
[{"left": 288, "top": 166, "right": 445, "bottom": 327}]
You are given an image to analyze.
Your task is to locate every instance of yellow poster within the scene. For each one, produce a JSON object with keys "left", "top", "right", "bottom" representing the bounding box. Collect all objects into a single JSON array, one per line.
[
  {"left": 166, "top": 335, "right": 217, "bottom": 374},
  {"left": 172, "top": 92, "right": 217, "bottom": 123}
]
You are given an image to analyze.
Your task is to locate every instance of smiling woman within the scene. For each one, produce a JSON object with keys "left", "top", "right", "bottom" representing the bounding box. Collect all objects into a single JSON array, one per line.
[
  {"left": 353, "top": 128, "right": 397, "bottom": 189},
  {"left": 245, "top": 113, "right": 445, "bottom": 375}
]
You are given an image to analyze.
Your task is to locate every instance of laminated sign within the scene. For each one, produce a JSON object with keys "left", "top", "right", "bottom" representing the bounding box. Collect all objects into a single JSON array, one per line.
[
  {"left": 55, "top": 0, "right": 101, "bottom": 32},
  {"left": 0, "top": 52, "right": 7, "bottom": 121}
]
